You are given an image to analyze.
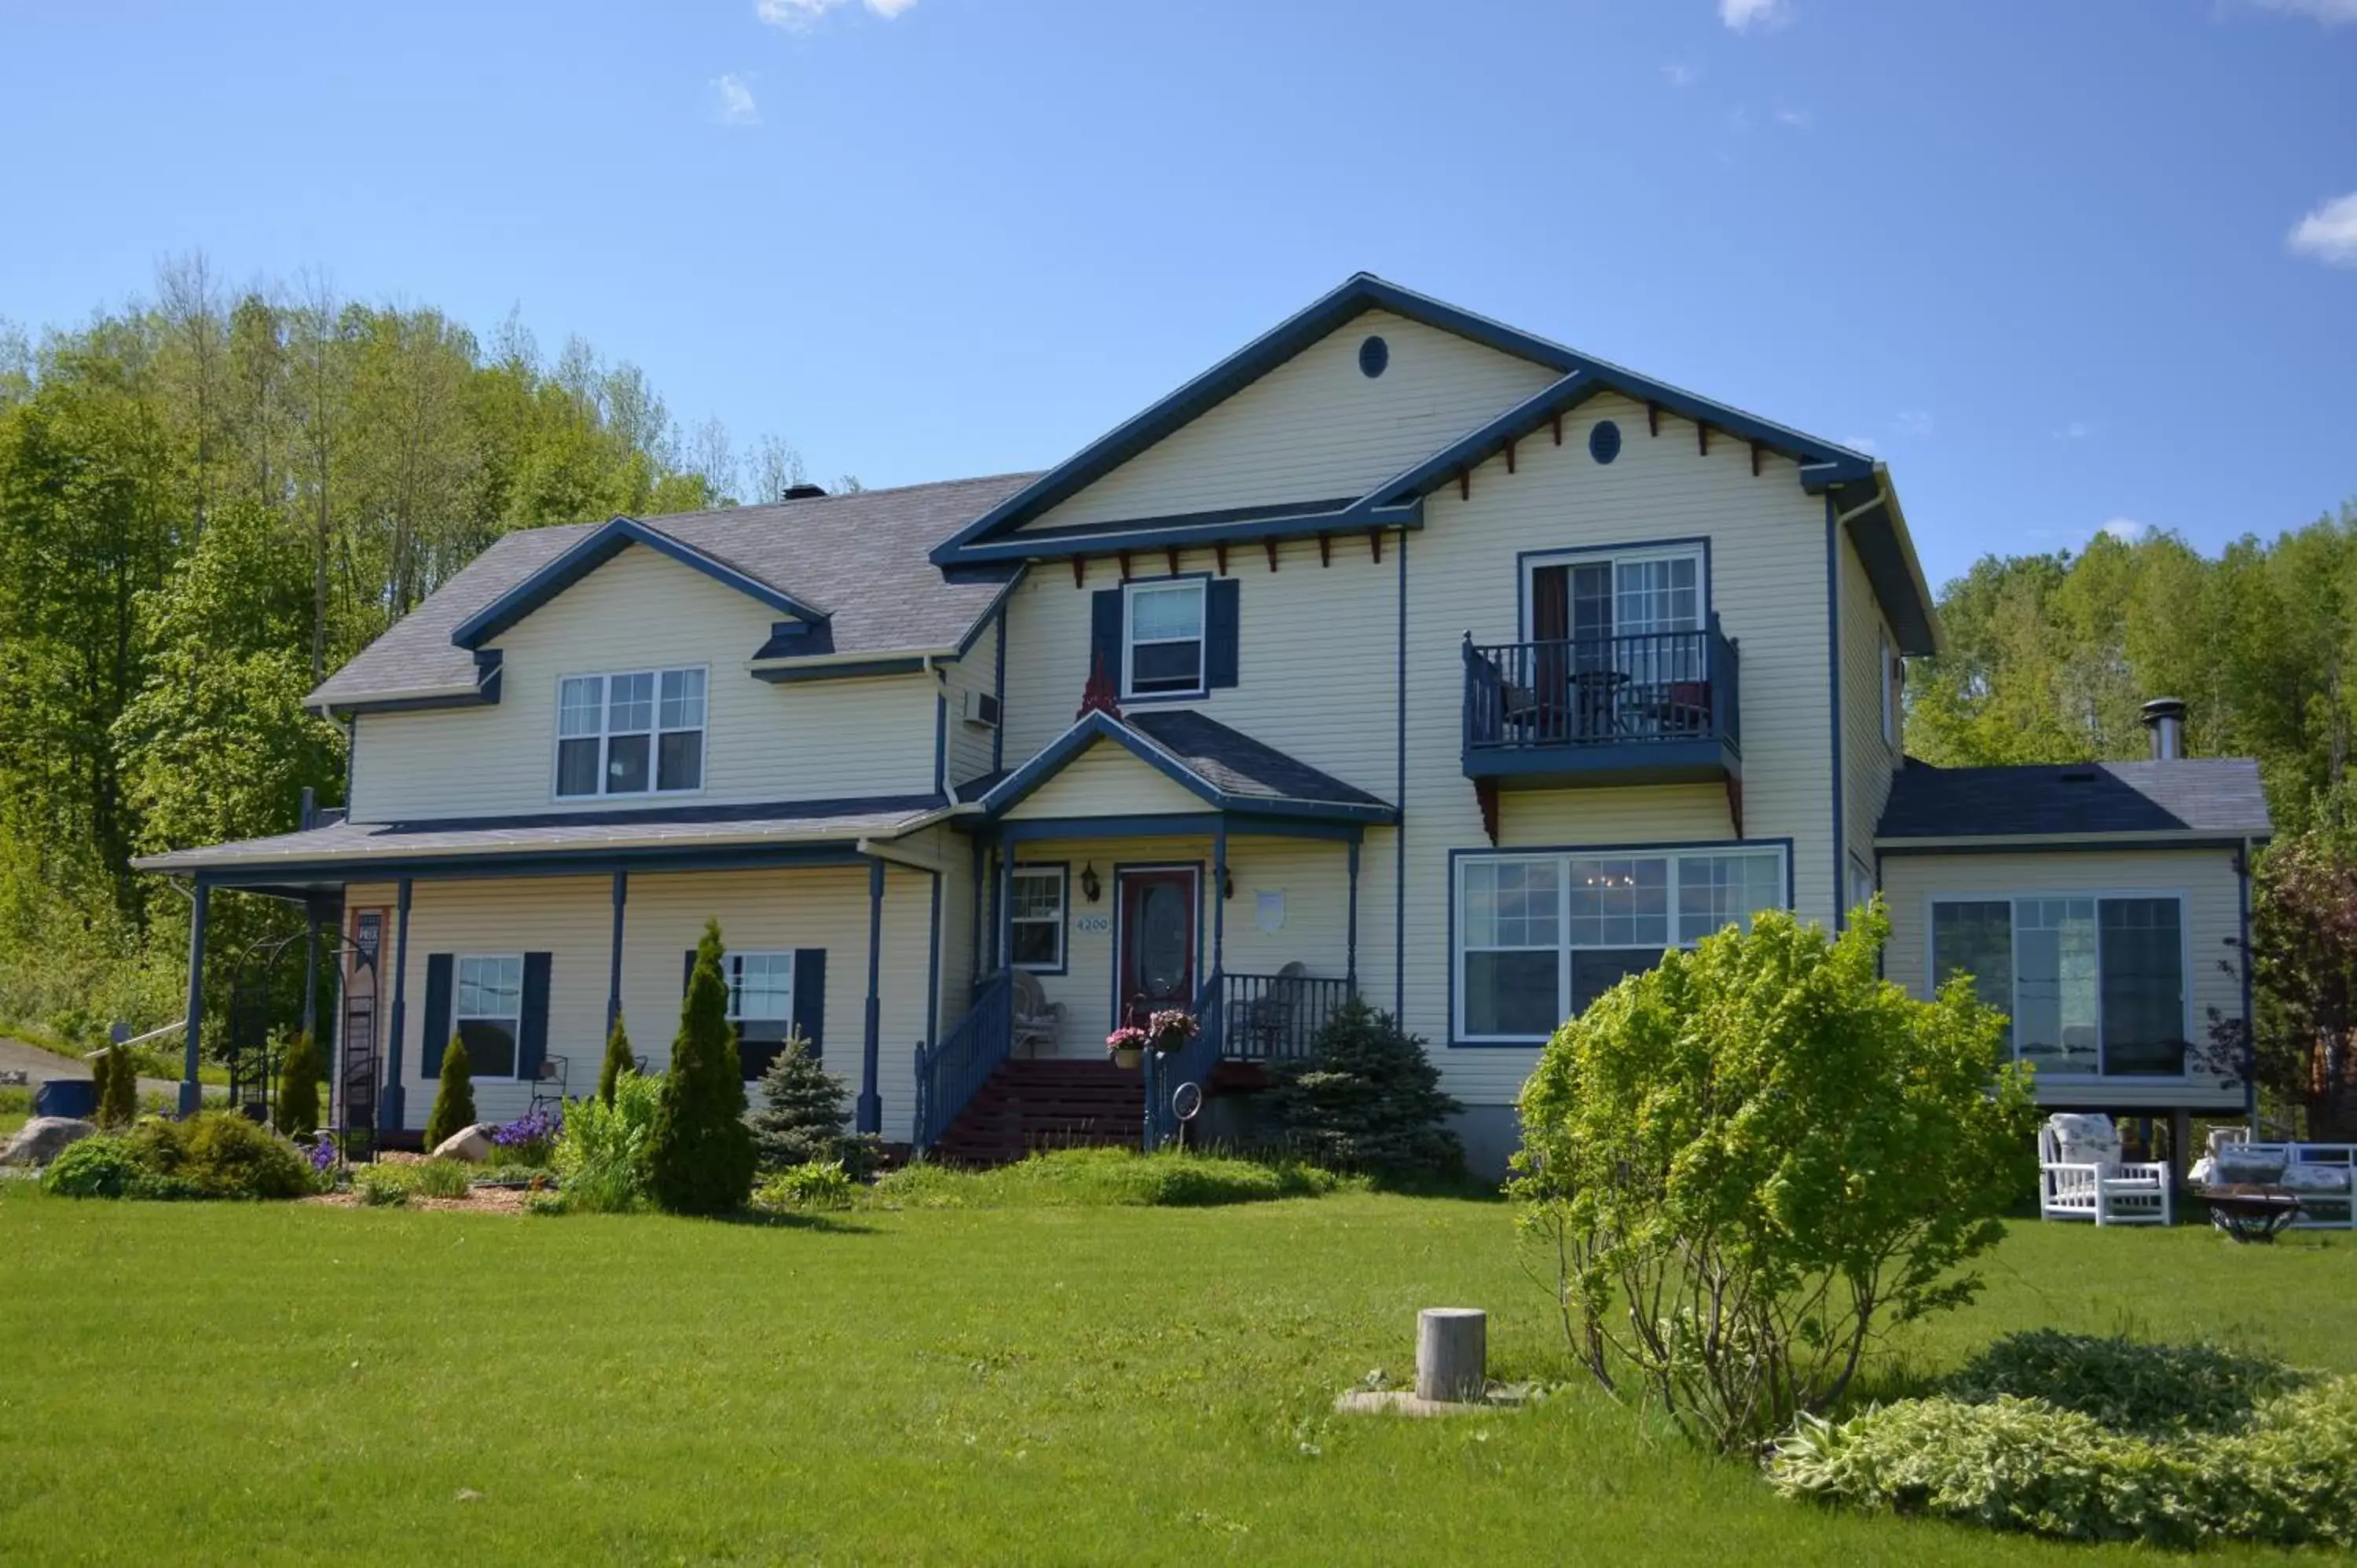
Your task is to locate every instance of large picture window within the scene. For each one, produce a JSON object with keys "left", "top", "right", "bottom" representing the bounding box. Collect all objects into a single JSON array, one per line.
[
  {"left": 1455, "top": 844, "right": 1787, "bottom": 1043},
  {"left": 454, "top": 954, "right": 524, "bottom": 1079},
  {"left": 1930, "top": 894, "right": 2187, "bottom": 1077},
  {"left": 1009, "top": 866, "right": 1068, "bottom": 972},
  {"left": 556, "top": 667, "right": 706, "bottom": 797},
  {"left": 1123, "top": 581, "right": 1206, "bottom": 698}
]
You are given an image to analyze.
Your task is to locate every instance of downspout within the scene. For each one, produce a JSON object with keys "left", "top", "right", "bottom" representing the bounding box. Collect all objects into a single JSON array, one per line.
[{"left": 2239, "top": 835, "right": 2259, "bottom": 1138}]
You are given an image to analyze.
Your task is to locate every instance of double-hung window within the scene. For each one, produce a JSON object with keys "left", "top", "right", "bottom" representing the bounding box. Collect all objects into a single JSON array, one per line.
[
  {"left": 1456, "top": 844, "right": 1787, "bottom": 1042},
  {"left": 1009, "top": 866, "right": 1068, "bottom": 972},
  {"left": 726, "top": 951, "right": 796, "bottom": 1080},
  {"left": 1930, "top": 895, "right": 2188, "bottom": 1077},
  {"left": 556, "top": 667, "right": 706, "bottom": 797},
  {"left": 1124, "top": 581, "right": 1206, "bottom": 698},
  {"left": 454, "top": 954, "right": 525, "bottom": 1079}
]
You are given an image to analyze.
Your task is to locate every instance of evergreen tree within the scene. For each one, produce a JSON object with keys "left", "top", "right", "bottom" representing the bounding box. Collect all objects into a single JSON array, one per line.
[
  {"left": 1266, "top": 997, "right": 1464, "bottom": 1178},
  {"left": 425, "top": 1037, "right": 477, "bottom": 1149},
  {"left": 647, "top": 919, "right": 755, "bottom": 1214},
  {"left": 99, "top": 1040, "right": 137, "bottom": 1129},
  {"left": 597, "top": 1013, "right": 634, "bottom": 1106},
  {"left": 273, "top": 1029, "right": 321, "bottom": 1136},
  {"left": 89, "top": 1041, "right": 119, "bottom": 1127},
  {"left": 749, "top": 1033, "right": 863, "bottom": 1172}
]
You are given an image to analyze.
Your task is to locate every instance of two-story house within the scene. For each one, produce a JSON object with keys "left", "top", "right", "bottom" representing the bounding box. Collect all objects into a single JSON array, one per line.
[{"left": 137, "top": 275, "right": 2270, "bottom": 1173}]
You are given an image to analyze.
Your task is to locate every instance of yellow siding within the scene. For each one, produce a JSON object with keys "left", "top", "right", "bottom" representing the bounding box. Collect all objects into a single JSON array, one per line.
[
  {"left": 940, "top": 613, "right": 1001, "bottom": 788},
  {"left": 348, "top": 544, "right": 940, "bottom": 822},
  {"left": 1497, "top": 784, "right": 1736, "bottom": 847},
  {"left": 1025, "top": 310, "right": 1556, "bottom": 530},
  {"left": 1002, "top": 738, "right": 1209, "bottom": 819},
  {"left": 1839, "top": 530, "right": 1900, "bottom": 918}
]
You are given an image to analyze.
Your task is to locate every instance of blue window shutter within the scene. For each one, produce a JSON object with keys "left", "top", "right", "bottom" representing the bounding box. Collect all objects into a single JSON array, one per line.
[
  {"left": 519, "top": 952, "right": 552, "bottom": 1081},
  {"left": 1090, "top": 588, "right": 1124, "bottom": 692},
  {"left": 793, "top": 949, "right": 826, "bottom": 1062},
  {"left": 1206, "top": 577, "right": 1241, "bottom": 689},
  {"left": 421, "top": 954, "right": 453, "bottom": 1079}
]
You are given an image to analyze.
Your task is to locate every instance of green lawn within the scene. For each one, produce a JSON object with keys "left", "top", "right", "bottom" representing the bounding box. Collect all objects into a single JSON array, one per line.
[{"left": 2, "top": 1187, "right": 2351, "bottom": 1566}]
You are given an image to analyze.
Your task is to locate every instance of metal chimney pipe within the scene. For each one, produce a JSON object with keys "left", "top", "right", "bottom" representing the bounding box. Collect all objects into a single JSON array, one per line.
[{"left": 2141, "top": 697, "right": 2187, "bottom": 760}]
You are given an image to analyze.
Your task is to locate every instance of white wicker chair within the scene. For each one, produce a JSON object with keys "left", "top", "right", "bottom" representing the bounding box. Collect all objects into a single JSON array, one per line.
[
  {"left": 2039, "top": 1113, "right": 2172, "bottom": 1226},
  {"left": 1008, "top": 969, "right": 1063, "bottom": 1059}
]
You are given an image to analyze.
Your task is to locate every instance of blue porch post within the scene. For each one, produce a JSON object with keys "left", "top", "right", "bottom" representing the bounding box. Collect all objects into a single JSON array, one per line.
[
  {"left": 1345, "top": 837, "right": 1361, "bottom": 990},
  {"left": 607, "top": 870, "right": 628, "bottom": 1031},
  {"left": 179, "top": 881, "right": 210, "bottom": 1116},
  {"left": 379, "top": 877, "right": 413, "bottom": 1131},
  {"left": 996, "top": 844, "right": 1014, "bottom": 980},
  {"left": 301, "top": 898, "right": 322, "bottom": 1042},
  {"left": 858, "top": 857, "right": 885, "bottom": 1134},
  {"left": 1211, "top": 819, "right": 1228, "bottom": 980}
]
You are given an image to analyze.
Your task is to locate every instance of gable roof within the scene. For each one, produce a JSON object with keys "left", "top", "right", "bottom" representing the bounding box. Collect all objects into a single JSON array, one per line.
[
  {"left": 981, "top": 709, "right": 1396, "bottom": 825},
  {"left": 1876, "top": 757, "right": 2274, "bottom": 844},
  {"left": 449, "top": 516, "right": 830, "bottom": 650},
  {"left": 310, "top": 473, "right": 1037, "bottom": 710}
]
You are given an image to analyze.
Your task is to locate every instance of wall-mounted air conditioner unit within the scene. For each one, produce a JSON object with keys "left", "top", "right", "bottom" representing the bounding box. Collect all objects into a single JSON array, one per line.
[{"left": 960, "top": 689, "right": 1000, "bottom": 728}]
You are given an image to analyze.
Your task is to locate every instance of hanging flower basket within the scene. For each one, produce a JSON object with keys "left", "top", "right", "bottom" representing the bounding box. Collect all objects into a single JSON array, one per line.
[
  {"left": 1146, "top": 1009, "right": 1199, "bottom": 1056},
  {"left": 1105, "top": 1026, "right": 1148, "bottom": 1069}
]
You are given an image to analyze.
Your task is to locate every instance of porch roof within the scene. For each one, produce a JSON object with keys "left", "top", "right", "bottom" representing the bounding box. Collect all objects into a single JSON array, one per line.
[{"left": 982, "top": 710, "right": 1397, "bottom": 827}]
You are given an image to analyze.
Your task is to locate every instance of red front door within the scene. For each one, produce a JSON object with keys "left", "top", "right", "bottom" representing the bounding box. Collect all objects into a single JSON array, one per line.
[{"left": 1117, "top": 868, "right": 1197, "bottom": 1028}]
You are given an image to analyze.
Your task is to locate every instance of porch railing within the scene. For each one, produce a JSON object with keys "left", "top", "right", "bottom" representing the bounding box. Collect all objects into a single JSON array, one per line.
[
  {"left": 1144, "top": 967, "right": 1222, "bottom": 1152},
  {"left": 1222, "top": 971, "right": 1353, "bottom": 1061},
  {"left": 1463, "top": 621, "right": 1739, "bottom": 754},
  {"left": 912, "top": 969, "right": 1013, "bottom": 1152}
]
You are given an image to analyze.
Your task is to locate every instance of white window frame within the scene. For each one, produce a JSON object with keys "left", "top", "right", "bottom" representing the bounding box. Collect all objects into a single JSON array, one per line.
[
  {"left": 1925, "top": 890, "right": 2195, "bottom": 1080},
  {"left": 453, "top": 953, "right": 525, "bottom": 1083},
  {"left": 725, "top": 951, "right": 796, "bottom": 1035},
  {"left": 1519, "top": 544, "right": 1707, "bottom": 643},
  {"left": 1008, "top": 865, "right": 1069, "bottom": 974},
  {"left": 1453, "top": 843, "right": 1789, "bottom": 1045},
  {"left": 554, "top": 665, "right": 709, "bottom": 800},
  {"left": 1121, "top": 578, "right": 1208, "bottom": 701}
]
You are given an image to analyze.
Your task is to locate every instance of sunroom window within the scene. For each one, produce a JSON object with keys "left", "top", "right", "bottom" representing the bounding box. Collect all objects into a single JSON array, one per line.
[
  {"left": 556, "top": 667, "right": 706, "bottom": 797},
  {"left": 1931, "top": 895, "right": 2187, "bottom": 1076}
]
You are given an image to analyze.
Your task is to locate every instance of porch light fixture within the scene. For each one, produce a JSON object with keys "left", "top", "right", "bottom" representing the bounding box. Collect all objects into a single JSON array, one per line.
[{"left": 1080, "top": 863, "right": 1102, "bottom": 903}]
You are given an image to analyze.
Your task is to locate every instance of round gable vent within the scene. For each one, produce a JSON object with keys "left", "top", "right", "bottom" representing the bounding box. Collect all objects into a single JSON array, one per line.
[
  {"left": 1358, "top": 335, "right": 1389, "bottom": 378},
  {"left": 1589, "top": 419, "right": 1622, "bottom": 464}
]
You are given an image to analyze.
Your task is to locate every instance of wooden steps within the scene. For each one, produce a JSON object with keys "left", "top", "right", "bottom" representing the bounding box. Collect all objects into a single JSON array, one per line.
[{"left": 930, "top": 1057, "right": 1144, "bottom": 1166}]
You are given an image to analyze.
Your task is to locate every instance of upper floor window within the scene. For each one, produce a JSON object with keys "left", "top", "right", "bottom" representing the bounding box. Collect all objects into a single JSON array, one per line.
[
  {"left": 1124, "top": 581, "right": 1206, "bottom": 699},
  {"left": 1525, "top": 545, "right": 1704, "bottom": 645},
  {"left": 1930, "top": 895, "right": 2187, "bottom": 1078},
  {"left": 557, "top": 667, "right": 706, "bottom": 797}
]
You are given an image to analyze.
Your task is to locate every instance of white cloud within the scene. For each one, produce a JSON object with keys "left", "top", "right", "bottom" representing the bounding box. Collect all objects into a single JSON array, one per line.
[
  {"left": 1895, "top": 409, "right": 1934, "bottom": 437},
  {"left": 2053, "top": 419, "right": 2093, "bottom": 440},
  {"left": 710, "top": 73, "right": 759, "bottom": 126},
  {"left": 1773, "top": 105, "right": 1813, "bottom": 128},
  {"left": 1842, "top": 434, "right": 1882, "bottom": 456},
  {"left": 2245, "top": 0, "right": 2357, "bottom": 22},
  {"left": 2288, "top": 192, "right": 2357, "bottom": 267},
  {"left": 1662, "top": 61, "right": 1699, "bottom": 87},
  {"left": 1721, "top": 0, "right": 1791, "bottom": 31},
  {"left": 757, "top": 0, "right": 916, "bottom": 25},
  {"left": 2099, "top": 518, "right": 2146, "bottom": 542}
]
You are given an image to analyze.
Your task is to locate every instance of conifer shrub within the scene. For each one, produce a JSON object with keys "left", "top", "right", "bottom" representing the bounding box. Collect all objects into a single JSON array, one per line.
[
  {"left": 597, "top": 1013, "right": 634, "bottom": 1106},
  {"left": 424, "top": 1037, "right": 477, "bottom": 1149},
  {"left": 89, "top": 1045, "right": 121, "bottom": 1129},
  {"left": 1264, "top": 997, "right": 1464, "bottom": 1178},
  {"left": 750, "top": 1032, "right": 878, "bottom": 1177},
  {"left": 646, "top": 920, "right": 756, "bottom": 1214},
  {"left": 99, "top": 1042, "right": 137, "bottom": 1130},
  {"left": 273, "top": 1030, "right": 321, "bottom": 1137}
]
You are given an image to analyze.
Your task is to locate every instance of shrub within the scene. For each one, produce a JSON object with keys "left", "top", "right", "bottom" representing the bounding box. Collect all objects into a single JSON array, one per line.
[
  {"left": 273, "top": 1031, "right": 321, "bottom": 1137},
  {"left": 488, "top": 1104, "right": 560, "bottom": 1166},
  {"left": 871, "top": 1148, "right": 1342, "bottom": 1209},
  {"left": 597, "top": 1014, "right": 634, "bottom": 1107},
  {"left": 41, "top": 1135, "right": 142, "bottom": 1198},
  {"left": 646, "top": 919, "right": 756, "bottom": 1215},
  {"left": 552, "top": 1071, "right": 662, "bottom": 1213},
  {"left": 1264, "top": 997, "right": 1463, "bottom": 1178},
  {"left": 1513, "top": 903, "right": 2036, "bottom": 1453},
  {"left": 1946, "top": 1331, "right": 2303, "bottom": 1438},
  {"left": 749, "top": 1033, "right": 877, "bottom": 1177},
  {"left": 173, "top": 1112, "right": 317, "bottom": 1200},
  {"left": 90, "top": 1042, "right": 137, "bottom": 1129},
  {"left": 354, "top": 1165, "right": 413, "bottom": 1207},
  {"left": 753, "top": 1160, "right": 856, "bottom": 1211},
  {"left": 425, "top": 1037, "right": 477, "bottom": 1149}
]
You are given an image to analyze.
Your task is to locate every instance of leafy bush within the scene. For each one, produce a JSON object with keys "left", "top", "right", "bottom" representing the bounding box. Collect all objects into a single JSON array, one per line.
[
  {"left": 753, "top": 1160, "right": 856, "bottom": 1211},
  {"left": 1513, "top": 903, "right": 2036, "bottom": 1453},
  {"left": 410, "top": 1159, "right": 475, "bottom": 1199},
  {"left": 552, "top": 1071, "right": 662, "bottom": 1213},
  {"left": 597, "top": 1014, "right": 634, "bottom": 1107},
  {"left": 1265, "top": 997, "right": 1464, "bottom": 1178},
  {"left": 749, "top": 1033, "right": 877, "bottom": 1177},
  {"left": 354, "top": 1166, "right": 413, "bottom": 1207},
  {"left": 1946, "top": 1331, "right": 2304, "bottom": 1438},
  {"left": 273, "top": 1031, "right": 321, "bottom": 1137},
  {"left": 41, "top": 1135, "right": 142, "bottom": 1197},
  {"left": 170, "top": 1112, "right": 317, "bottom": 1200},
  {"left": 871, "top": 1148, "right": 1342, "bottom": 1209},
  {"left": 425, "top": 1037, "right": 477, "bottom": 1149},
  {"left": 646, "top": 920, "right": 755, "bottom": 1215}
]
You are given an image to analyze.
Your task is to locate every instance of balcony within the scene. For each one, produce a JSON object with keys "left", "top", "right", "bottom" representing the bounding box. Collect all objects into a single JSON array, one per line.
[{"left": 1461, "top": 621, "right": 1740, "bottom": 789}]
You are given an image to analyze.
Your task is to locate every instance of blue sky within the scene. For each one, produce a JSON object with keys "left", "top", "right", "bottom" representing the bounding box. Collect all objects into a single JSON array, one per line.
[{"left": 2, "top": 0, "right": 2352, "bottom": 590}]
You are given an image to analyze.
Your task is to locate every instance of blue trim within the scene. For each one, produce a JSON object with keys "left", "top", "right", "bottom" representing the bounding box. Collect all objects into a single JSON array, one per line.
[
  {"left": 193, "top": 841, "right": 874, "bottom": 888},
  {"left": 996, "top": 812, "right": 1365, "bottom": 845},
  {"left": 1877, "top": 836, "right": 2259, "bottom": 857},
  {"left": 1347, "top": 837, "right": 1361, "bottom": 988},
  {"left": 1826, "top": 496, "right": 1845, "bottom": 930},
  {"left": 1513, "top": 536, "right": 1713, "bottom": 642},
  {"left": 1463, "top": 742, "right": 1739, "bottom": 788},
  {"left": 343, "top": 713, "right": 357, "bottom": 809},
  {"left": 944, "top": 500, "right": 1422, "bottom": 566},
  {"left": 968, "top": 836, "right": 987, "bottom": 982},
  {"left": 1211, "top": 820, "right": 1228, "bottom": 978},
  {"left": 1394, "top": 524, "right": 1407, "bottom": 1018},
  {"left": 1007, "top": 859, "right": 1071, "bottom": 975},
  {"left": 982, "top": 711, "right": 1398, "bottom": 825},
  {"left": 1839, "top": 486, "right": 1940, "bottom": 656},
  {"left": 1360, "top": 372, "right": 1598, "bottom": 510},
  {"left": 989, "top": 599, "right": 1009, "bottom": 775},
  {"left": 1107, "top": 861, "right": 1204, "bottom": 1035},
  {"left": 328, "top": 687, "right": 496, "bottom": 717},
  {"left": 926, "top": 868, "right": 943, "bottom": 1056},
  {"left": 752, "top": 619, "right": 834, "bottom": 660},
  {"left": 1443, "top": 837, "right": 1797, "bottom": 1049},
  {"left": 1358, "top": 335, "right": 1388, "bottom": 378},
  {"left": 607, "top": 870, "right": 627, "bottom": 1031},
  {"left": 752, "top": 658, "right": 927, "bottom": 685},
  {"left": 179, "top": 881, "right": 209, "bottom": 1116},
  {"left": 381, "top": 878, "right": 412, "bottom": 1129},
  {"left": 953, "top": 570, "right": 1025, "bottom": 659},
  {"left": 451, "top": 515, "right": 828, "bottom": 650},
  {"left": 933, "top": 692, "right": 948, "bottom": 798},
  {"left": 858, "top": 857, "right": 885, "bottom": 1135}
]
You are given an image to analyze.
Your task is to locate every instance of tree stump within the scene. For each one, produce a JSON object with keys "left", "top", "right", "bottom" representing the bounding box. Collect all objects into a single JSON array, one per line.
[{"left": 1415, "top": 1307, "right": 1486, "bottom": 1404}]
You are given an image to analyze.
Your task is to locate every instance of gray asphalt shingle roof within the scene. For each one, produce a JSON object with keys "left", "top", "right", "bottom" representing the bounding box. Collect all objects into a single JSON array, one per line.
[
  {"left": 1123, "top": 710, "right": 1387, "bottom": 809},
  {"left": 1876, "top": 757, "right": 2274, "bottom": 841},
  {"left": 310, "top": 473, "right": 1041, "bottom": 706}
]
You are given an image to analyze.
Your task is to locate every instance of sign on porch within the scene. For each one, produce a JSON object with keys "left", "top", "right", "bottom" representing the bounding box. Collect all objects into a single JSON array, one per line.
[
  {"left": 1255, "top": 891, "right": 1285, "bottom": 934},
  {"left": 1074, "top": 913, "right": 1112, "bottom": 936}
]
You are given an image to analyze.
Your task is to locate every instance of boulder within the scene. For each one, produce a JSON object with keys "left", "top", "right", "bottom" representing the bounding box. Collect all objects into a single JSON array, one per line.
[
  {"left": 430, "top": 1123, "right": 496, "bottom": 1163},
  {"left": 0, "top": 1116, "right": 98, "bottom": 1168}
]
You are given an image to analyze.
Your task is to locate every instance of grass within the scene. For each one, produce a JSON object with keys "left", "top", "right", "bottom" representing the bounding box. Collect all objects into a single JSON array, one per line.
[
  {"left": 870, "top": 1147, "right": 1349, "bottom": 1207},
  {"left": 1, "top": 1189, "right": 2350, "bottom": 1566}
]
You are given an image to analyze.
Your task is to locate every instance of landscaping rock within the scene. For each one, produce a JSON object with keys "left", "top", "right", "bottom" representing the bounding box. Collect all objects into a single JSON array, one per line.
[
  {"left": 430, "top": 1123, "right": 496, "bottom": 1163},
  {"left": 0, "top": 1116, "right": 98, "bottom": 1167}
]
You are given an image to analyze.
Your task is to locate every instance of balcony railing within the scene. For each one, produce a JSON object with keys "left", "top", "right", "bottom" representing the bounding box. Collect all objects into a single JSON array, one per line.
[
  {"left": 1222, "top": 970, "right": 1354, "bottom": 1061},
  {"left": 1462, "top": 622, "right": 1739, "bottom": 786}
]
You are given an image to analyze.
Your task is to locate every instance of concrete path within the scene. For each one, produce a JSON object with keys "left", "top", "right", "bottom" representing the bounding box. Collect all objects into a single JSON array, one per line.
[{"left": 0, "top": 1035, "right": 214, "bottom": 1102}]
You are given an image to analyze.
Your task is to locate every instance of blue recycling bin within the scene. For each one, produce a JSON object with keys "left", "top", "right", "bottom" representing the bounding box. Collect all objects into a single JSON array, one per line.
[{"left": 34, "top": 1077, "right": 97, "bottom": 1120}]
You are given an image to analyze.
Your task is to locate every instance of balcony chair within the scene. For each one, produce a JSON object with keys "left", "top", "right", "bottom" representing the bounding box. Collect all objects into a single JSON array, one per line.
[
  {"left": 1237, "top": 962, "right": 1308, "bottom": 1058},
  {"left": 529, "top": 1054, "right": 570, "bottom": 1115},
  {"left": 2038, "top": 1112, "right": 2172, "bottom": 1226},
  {"left": 1009, "top": 969, "right": 1064, "bottom": 1060}
]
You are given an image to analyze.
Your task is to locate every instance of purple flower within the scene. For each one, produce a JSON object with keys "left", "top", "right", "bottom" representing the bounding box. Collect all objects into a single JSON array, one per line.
[
  {"left": 489, "top": 1104, "right": 563, "bottom": 1149},
  {"left": 306, "top": 1137, "right": 338, "bottom": 1173}
]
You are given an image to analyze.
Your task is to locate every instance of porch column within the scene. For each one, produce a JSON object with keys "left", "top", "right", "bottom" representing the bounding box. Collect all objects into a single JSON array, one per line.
[
  {"left": 1346, "top": 838, "right": 1361, "bottom": 989},
  {"left": 380, "top": 877, "right": 413, "bottom": 1131},
  {"left": 859, "top": 857, "right": 885, "bottom": 1135},
  {"left": 179, "top": 881, "right": 210, "bottom": 1116},
  {"left": 607, "top": 870, "right": 628, "bottom": 1032},
  {"left": 1211, "top": 819, "right": 1228, "bottom": 982},
  {"left": 996, "top": 844, "right": 1014, "bottom": 979},
  {"left": 301, "top": 898, "right": 322, "bottom": 1042},
  {"left": 968, "top": 837, "right": 986, "bottom": 984}
]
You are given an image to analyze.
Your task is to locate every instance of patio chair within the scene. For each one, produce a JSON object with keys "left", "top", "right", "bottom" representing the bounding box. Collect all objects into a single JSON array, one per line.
[
  {"left": 1238, "top": 962, "right": 1308, "bottom": 1058},
  {"left": 1010, "top": 969, "right": 1063, "bottom": 1059},
  {"left": 2038, "top": 1113, "right": 2172, "bottom": 1226}
]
